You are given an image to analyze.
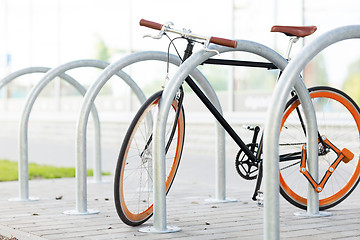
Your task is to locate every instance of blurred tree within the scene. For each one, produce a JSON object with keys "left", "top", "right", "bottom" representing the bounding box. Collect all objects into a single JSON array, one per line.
[
  {"left": 343, "top": 58, "right": 360, "bottom": 105},
  {"left": 195, "top": 65, "right": 229, "bottom": 92},
  {"left": 95, "top": 36, "right": 112, "bottom": 62},
  {"left": 94, "top": 34, "right": 126, "bottom": 61},
  {"left": 303, "top": 54, "right": 329, "bottom": 87},
  {"left": 94, "top": 35, "right": 128, "bottom": 95}
]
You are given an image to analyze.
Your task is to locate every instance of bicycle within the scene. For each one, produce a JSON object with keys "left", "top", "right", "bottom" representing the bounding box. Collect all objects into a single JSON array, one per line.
[{"left": 114, "top": 19, "right": 360, "bottom": 226}]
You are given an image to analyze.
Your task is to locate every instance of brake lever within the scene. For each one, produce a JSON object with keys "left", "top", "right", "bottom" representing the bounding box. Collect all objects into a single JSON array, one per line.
[
  {"left": 143, "top": 21, "right": 174, "bottom": 39},
  {"left": 203, "top": 40, "right": 220, "bottom": 55}
]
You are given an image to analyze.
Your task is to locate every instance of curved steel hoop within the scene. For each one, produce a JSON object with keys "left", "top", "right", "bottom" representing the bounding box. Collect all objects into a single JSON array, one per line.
[
  {"left": 74, "top": 51, "right": 225, "bottom": 214},
  {"left": 264, "top": 25, "right": 360, "bottom": 239}
]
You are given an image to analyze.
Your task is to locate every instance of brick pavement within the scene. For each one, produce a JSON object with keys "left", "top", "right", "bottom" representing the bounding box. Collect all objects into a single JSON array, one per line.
[{"left": 1, "top": 160, "right": 360, "bottom": 240}]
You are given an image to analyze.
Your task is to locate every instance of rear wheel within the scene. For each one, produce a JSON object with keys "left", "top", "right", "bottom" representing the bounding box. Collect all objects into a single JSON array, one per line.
[
  {"left": 279, "top": 86, "right": 360, "bottom": 210},
  {"left": 114, "top": 91, "right": 185, "bottom": 226}
]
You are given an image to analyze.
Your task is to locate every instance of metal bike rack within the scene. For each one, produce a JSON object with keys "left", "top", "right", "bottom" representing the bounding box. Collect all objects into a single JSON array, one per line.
[
  {"left": 74, "top": 51, "right": 226, "bottom": 215},
  {"left": 14, "top": 63, "right": 103, "bottom": 201},
  {"left": 0, "top": 67, "right": 50, "bottom": 89},
  {"left": 0, "top": 67, "right": 83, "bottom": 201},
  {"left": 263, "top": 25, "right": 360, "bottom": 240},
  {"left": 51, "top": 59, "right": 146, "bottom": 215},
  {"left": 150, "top": 39, "right": 299, "bottom": 233},
  {"left": 12, "top": 60, "right": 143, "bottom": 206},
  {"left": 150, "top": 39, "right": 326, "bottom": 236}
]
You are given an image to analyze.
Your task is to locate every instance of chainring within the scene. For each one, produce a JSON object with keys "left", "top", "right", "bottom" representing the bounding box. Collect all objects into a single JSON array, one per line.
[{"left": 235, "top": 144, "right": 259, "bottom": 180}]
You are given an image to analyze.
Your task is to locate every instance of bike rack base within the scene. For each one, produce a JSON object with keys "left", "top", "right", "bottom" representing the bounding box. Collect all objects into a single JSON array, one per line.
[
  {"left": 139, "top": 225, "right": 181, "bottom": 233},
  {"left": 8, "top": 197, "right": 39, "bottom": 202},
  {"left": 294, "top": 211, "right": 332, "bottom": 218},
  {"left": 204, "top": 198, "right": 237, "bottom": 203},
  {"left": 88, "top": 178, "right": 111, "bottom": 184},
  {"left": 63, "top": 209, "right": 99, "bottom": 215}
]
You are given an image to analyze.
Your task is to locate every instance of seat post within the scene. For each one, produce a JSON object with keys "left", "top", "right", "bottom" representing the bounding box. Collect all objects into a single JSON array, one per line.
[{"left": 285, "top": 37, "right": 300, "bottom": 60}]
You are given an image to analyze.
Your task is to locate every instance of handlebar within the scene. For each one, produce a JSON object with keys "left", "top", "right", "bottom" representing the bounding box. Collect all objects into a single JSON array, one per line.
[
  {"left": 140, "top": 19, "right": 163, "bottom": 31},
  {"left": 209, "top": 37, "right": 237, "bottom": 49},
  {"left": 139, "top": 19, "right": 238, "bottom": 49}
]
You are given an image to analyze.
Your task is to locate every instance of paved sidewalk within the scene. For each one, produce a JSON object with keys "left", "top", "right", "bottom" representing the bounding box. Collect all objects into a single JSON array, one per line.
[{"left": 1, "top": 153, "right": 360, "bottom": 240}]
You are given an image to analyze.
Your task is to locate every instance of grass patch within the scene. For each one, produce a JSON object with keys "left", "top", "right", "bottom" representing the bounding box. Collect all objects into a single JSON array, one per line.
[{"left": 0, "top": 159, "right": 110, "bottom": 182}]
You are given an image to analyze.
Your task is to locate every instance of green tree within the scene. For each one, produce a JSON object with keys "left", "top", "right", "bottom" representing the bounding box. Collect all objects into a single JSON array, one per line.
[
  {"left": 343, "top": 59, "right": 360, "bottom": 105},
  {"left": 195, "top": 65, "right": 229, "bottom": 92},
  {"left": 95, "top": 36, "right": 111, "bottom": 62},
  {"left": 303, "top": 54, "right": 329, "bottom": 87}
]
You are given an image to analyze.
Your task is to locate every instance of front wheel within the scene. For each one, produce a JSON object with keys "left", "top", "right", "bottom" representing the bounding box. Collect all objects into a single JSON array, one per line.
[
  {"left": 114, "top": 90, "right": 185, "bottom": 226},
  {"left": 279, "top": 86, "right": 360, "bottom": 210}
]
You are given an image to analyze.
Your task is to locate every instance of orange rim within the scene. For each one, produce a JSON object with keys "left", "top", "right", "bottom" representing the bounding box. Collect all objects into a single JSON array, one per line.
[
  {"left": 119, "top": 98, "right": 184, "bottom": 222},
  {"left": 280, "top": 90, "right": 360, "bottom": 207}
]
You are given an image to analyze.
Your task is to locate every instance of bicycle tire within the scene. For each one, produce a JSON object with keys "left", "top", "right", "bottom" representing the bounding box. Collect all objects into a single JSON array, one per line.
[
  {"left": 114, "top": 90, "right": 185, "bottom": 226},
  {"left": 279, "top": 86, "right": 360, "bottom": 210}
]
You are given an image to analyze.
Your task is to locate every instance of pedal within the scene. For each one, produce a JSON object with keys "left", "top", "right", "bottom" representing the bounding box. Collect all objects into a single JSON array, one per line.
[
  {"left": 256, "top": 190, "right": 264, "bottom": 207},
  {"left": 242, "top": 125, "right": 257, "bottom": 131}
]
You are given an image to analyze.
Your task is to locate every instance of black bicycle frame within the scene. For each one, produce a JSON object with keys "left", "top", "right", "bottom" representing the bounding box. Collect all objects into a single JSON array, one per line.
[{"left": 178, "top": 40, "right": 278, "bottom": 161}]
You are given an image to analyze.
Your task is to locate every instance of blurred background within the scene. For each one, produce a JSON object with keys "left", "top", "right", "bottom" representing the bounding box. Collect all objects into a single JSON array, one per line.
[
  {"left": 0, "top": 0, "right": 359, "bottom": 171},
  {"left": 1, "top": 0, "right": 360, "bottom": 106}
]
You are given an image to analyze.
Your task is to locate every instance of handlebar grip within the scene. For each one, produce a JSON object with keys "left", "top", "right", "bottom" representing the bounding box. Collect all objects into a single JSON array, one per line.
[
  {"left": 209, "top": 37, "right": 238, "bottom": 48},
  {"left": 139, "top": 19, "right": 163, "bottom": 31}
]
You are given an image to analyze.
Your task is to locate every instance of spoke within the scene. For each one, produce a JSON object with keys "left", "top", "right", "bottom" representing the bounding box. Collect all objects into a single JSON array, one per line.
[{"left": 280, "top": 160, "right": 301, "bottom": 171}]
